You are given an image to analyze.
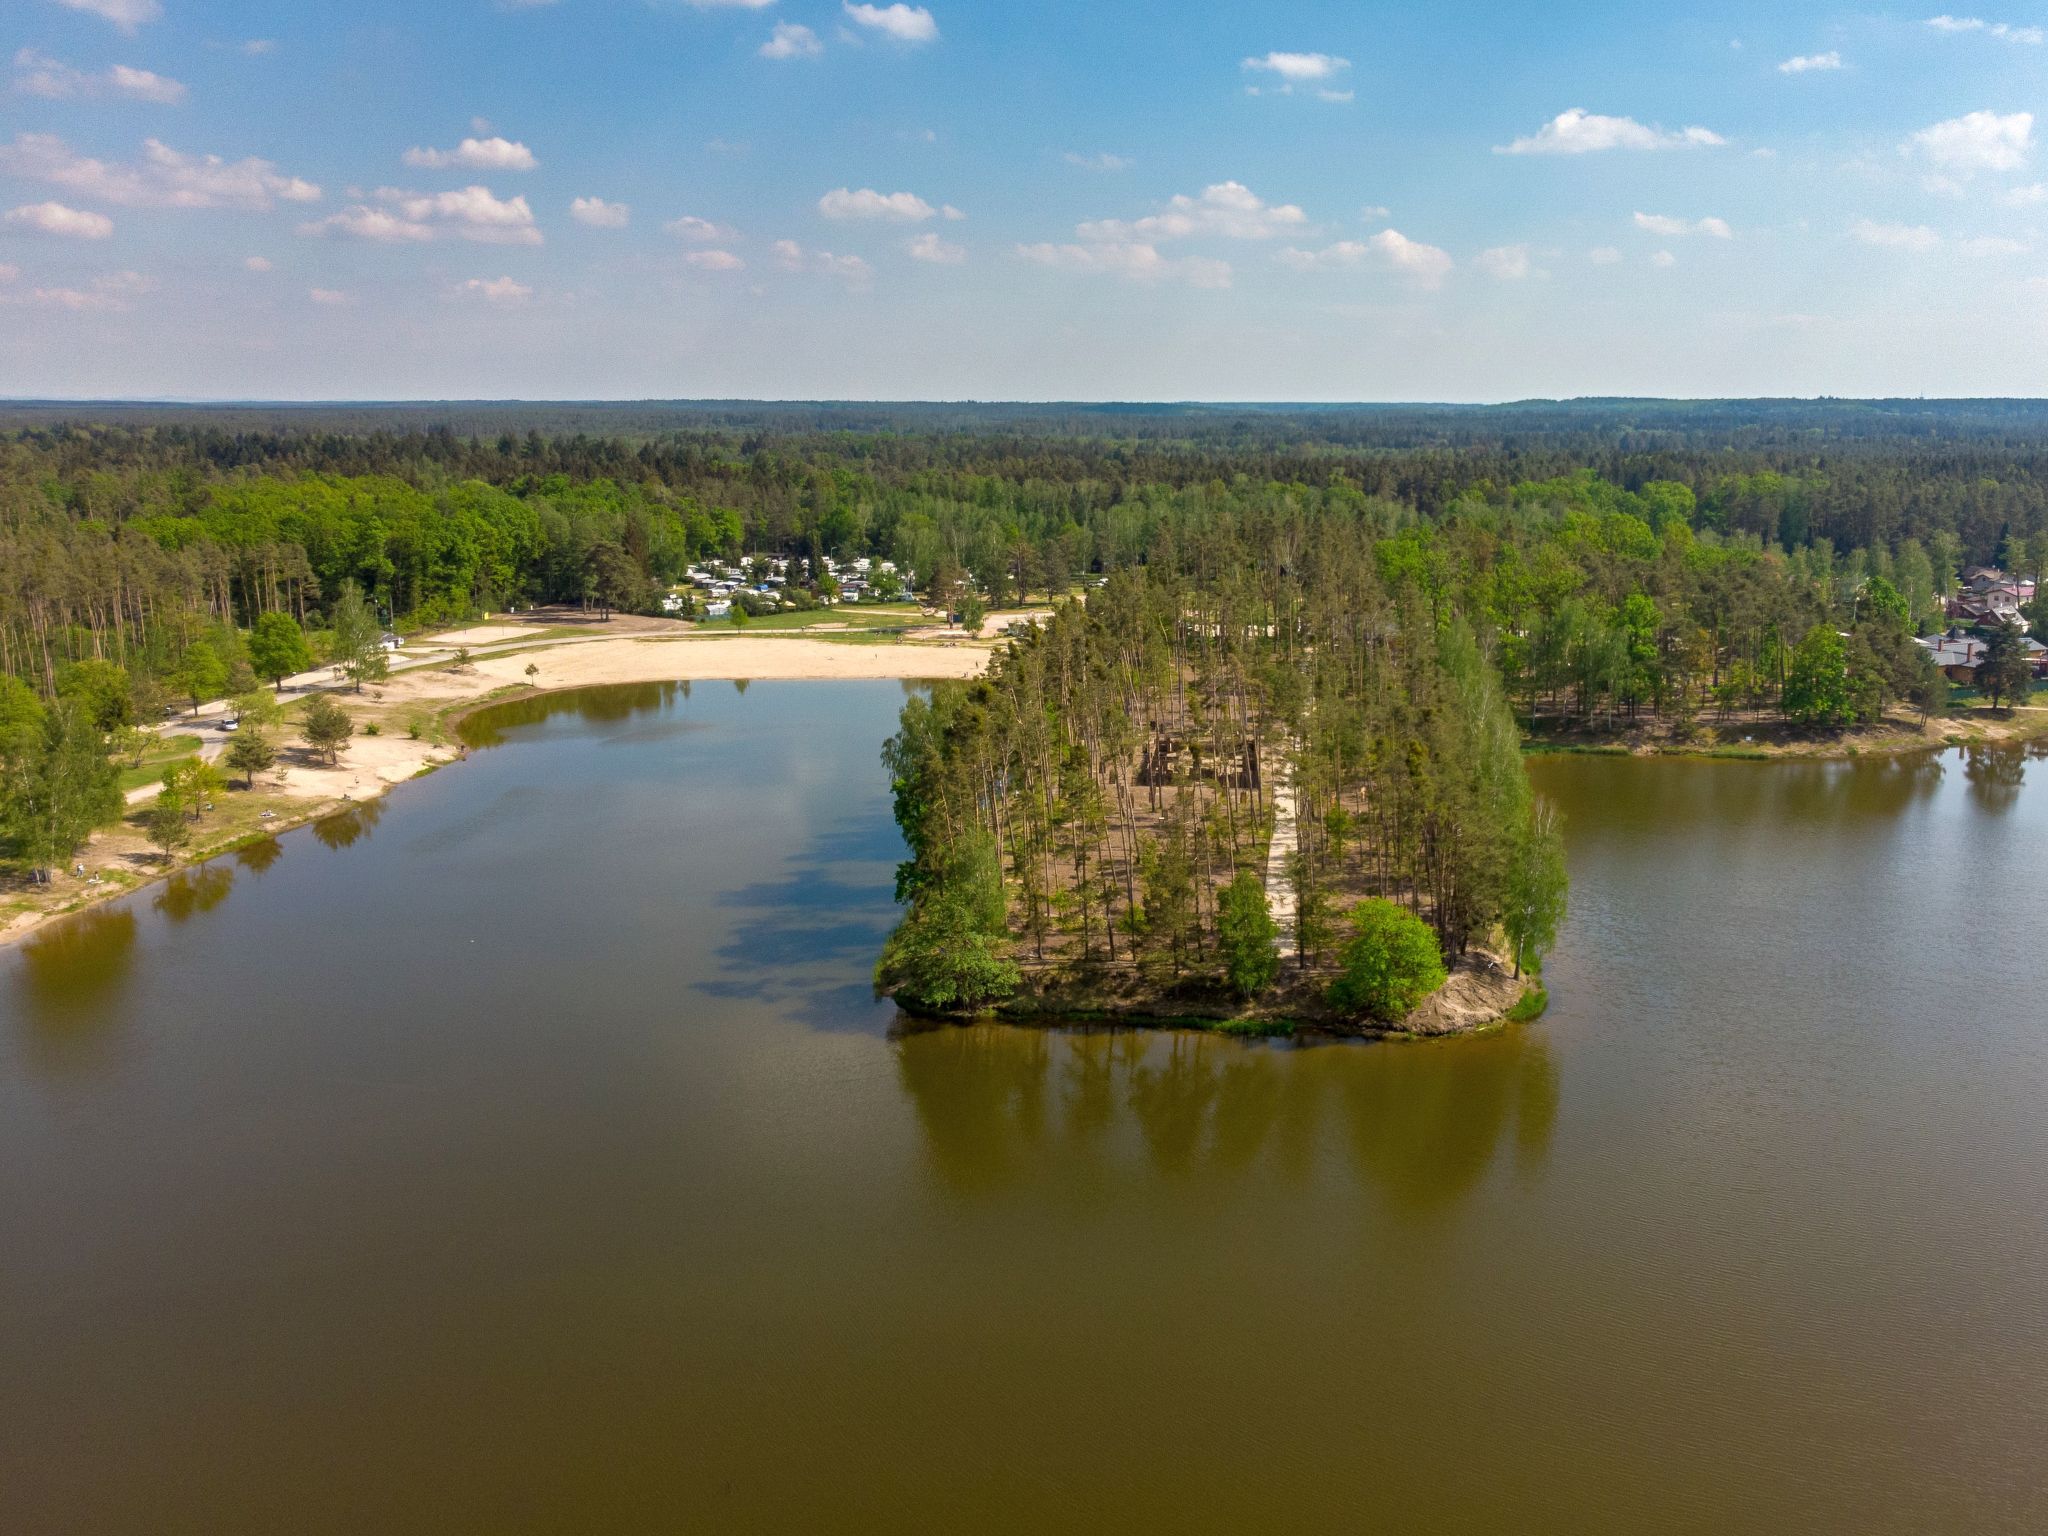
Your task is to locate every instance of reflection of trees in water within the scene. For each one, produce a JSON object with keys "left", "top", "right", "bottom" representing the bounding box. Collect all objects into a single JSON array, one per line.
[
  {"left": 11, "top": 905, "right": 138, "bottom": 1072},
  {"left": 312, "top": 797, "right": 386, "bottom": 849},
  {"left": 153, "top": 862, "right": 234, "bottom": 923},
  {"left": 234, "top": 837, "right": 284, "bottom": 876},
  {"left": 897, "top": 1023, "right": 1557, "bottom": 1213},
  {"left": 1962, "top": 744, "right": 2028, "bottom": 815},
  {"left": 460, "top": 682, "right": 682, "bottom": 748}
]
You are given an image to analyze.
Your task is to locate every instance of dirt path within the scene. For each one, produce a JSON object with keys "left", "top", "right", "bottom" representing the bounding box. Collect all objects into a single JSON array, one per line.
[{"left": 1264, "top": 746, "right": 1299, "bottom": 958}]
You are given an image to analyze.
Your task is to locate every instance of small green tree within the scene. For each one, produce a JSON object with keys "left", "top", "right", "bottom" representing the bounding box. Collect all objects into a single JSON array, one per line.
[
  {"left": 330, "top": 582, "right": 388, "bottom": 692},
  {"left": 1503, "top": 801, "right": 1570, "bottom": 978},
  {"left": 302, "top": 695, "right": 354, "bottom": 765},
  {"left": 179, "top": 640, "right": 229, "bottom": 715},
  {"left": 1782, "top": 625, "right": 1852, "bottom": 728},
  {"left": 1977, "top": 621, "right": 2034, "bottom": 710},
  {"left": 249, "top": 611, "right": 314, "bottom": 691},
  {"left": 56, "top": 658, "right": 134, "bottom": 732},
  {"left": 1327, "top": 899, "right": 1448, "bottom": 1023},
  {"left": 145, "top": 789, "right": 193, "bottom": 862},
  {"left": 1216, "top": 869, "right": 1280, "bottom": 999},
  {"left": 226, "top": 727, "right": 277, "bottom": 789},
  {"left": 0, "top": 701, "right": 123, "bottom": 882}
]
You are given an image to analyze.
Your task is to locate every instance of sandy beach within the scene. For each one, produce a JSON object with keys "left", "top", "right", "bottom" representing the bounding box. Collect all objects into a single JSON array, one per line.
[{"left": 2, "top": 627, "right": 995, "bottom": 947}]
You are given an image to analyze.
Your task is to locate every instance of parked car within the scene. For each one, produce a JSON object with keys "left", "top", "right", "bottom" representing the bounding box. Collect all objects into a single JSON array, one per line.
[{"left": 220, "top": 716, "right": 240, "bottom": 732}]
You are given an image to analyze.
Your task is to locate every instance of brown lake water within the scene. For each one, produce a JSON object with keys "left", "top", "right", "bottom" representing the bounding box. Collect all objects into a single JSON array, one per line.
[{"left": 4, "top": 681, "right": 2046, "bottom": 1533}]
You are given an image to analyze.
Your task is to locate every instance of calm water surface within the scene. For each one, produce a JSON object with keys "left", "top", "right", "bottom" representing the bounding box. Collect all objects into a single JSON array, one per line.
[{"left": 4, "top": 682, "right": 2045, "bottom": 1533}]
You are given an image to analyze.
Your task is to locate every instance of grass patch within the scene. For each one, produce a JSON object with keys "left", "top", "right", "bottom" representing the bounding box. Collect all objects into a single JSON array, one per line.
[
  {"left": 116, "top": 733, "right": 204, "bottom": 793},
  {"left": 1504, "top": 986, "right": 1550, "bottom": 1024},
  {"left": 1521, "top": 741, "right": 1631, "bottom": 756}
]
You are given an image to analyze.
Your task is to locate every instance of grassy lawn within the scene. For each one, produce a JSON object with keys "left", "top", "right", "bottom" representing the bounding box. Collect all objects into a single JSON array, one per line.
[
  {"left": 117, "top": 733, "right": 204, "bottom": 793},
  {"left": 710, "top": 604, "right": 929, "bottom": 633}
]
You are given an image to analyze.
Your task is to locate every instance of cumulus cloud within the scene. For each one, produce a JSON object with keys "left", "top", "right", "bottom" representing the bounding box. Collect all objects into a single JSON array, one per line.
[
  {"left": 4, "top": 200, "right": 114, "bottom": 238},
  {"left": 1064, "top": 151, "right": 1131, "bottom": 172},
  {"left": 1016, "top": 240, "right": 1231, "bottom": 287},
  {"left": 300, "top": 185, "right": 541, "bottom": 244},
  {"left": 1476, "top": 244, "right": 1533, "bottom": 279},
  {"left": 457, "top": 275, "right": 533, "bottom": 303},
  {"left": 761, "top": 22, "right": 823, "bottom": 58},
  {"left": 244, "top": 255, "right": 271, "bottom": 271},
  {"left": 1633, "top": 211, "right": 1733, "bottom": 238},
  {"left": 843, "top": 3, "right": 939, "bottom": 43},
  {"left": 819, "top": 187, "right": 938, "bottom": 221},
  {"left": 682, "top": 249, "right": 746, "bottom": 271},
  {"left": 0, "top": 133, "right": 319, "bottom": 209},
  {"left": 772, "top": 239, "right": 874, "bottom": 285},
  {"left": 1778, "top": 50, "right": 1843, "bottom": 73},
  {"left": 1907, "top": 110, "right": 2032, "bottom": 173},
  {"left": 571, "top": 196, "right": 630, "bottom": 228},
  {"left": 1650, "top": 250, "right": 1678, "bottom": 268},
  {"left": 1076, "top": 181, "right": 1306, "bottom": 243},
  {"left": 1241, "top": 51, "right": 1352, "bottom": 99},
  {"left": 403, "top": 136, "right": 538, "bottom": 172},
  {"left": 1498, "top": 108, "right": 1726, "bottom": 154},
  {"left": 908, "top": 231, "right": 964, "bottom": 263},
  {"left": 1276, "top": 229, "right": 1453, "bottom": 286},
  {"left": 2002, "top": 181, "right": 2048, "bottom": 205},
  {"left": 1852, "top": 218, "right": 1942, "bottom": 250},
  {"left": 308, "top": 287, "right": 349, "bottom": 305},
  {"left": 665, "top": 214, "right": 737, "bottom": 241},
  {"left": 1925, "top": 16, "right": 2045, "bottom": 44},
  {"left": 14, "top": 50, "right": 188, "bottom": 103},
  {"left": 52, "top": 0, "right": 162, "bottom": 34}
]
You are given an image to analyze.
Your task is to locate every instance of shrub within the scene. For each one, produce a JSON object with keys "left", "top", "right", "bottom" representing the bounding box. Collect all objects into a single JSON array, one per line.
[
  {"left": 1327, "top": 899, "right": 1447, "bottom": 1022},
  {"left": 1216, "top": 869, "right": 1280, "bottom": 999}
]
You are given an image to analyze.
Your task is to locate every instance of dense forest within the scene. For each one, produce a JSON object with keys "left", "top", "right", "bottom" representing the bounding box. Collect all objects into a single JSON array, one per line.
[{"left": 6, "top": 400, "right": 2048, "bottom": 921}]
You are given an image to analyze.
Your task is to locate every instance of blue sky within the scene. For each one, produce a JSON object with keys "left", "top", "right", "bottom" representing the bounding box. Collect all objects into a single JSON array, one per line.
[{"left": 4, "top": 0, "right": 2048, "bottom": 399}]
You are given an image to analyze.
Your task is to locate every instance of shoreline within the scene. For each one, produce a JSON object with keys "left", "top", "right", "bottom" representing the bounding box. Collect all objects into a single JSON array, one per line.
[
  {"left": 1, "top": 627, "right": 996, "bottom": 954},
  {"left": 891, "top": 951, "right": 1544, "bottom": 1042}
]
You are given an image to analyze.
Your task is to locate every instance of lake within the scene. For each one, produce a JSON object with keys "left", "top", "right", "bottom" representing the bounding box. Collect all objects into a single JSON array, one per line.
[{"left": 4, "top": 681, "right": 2045, "bottom": 1533}]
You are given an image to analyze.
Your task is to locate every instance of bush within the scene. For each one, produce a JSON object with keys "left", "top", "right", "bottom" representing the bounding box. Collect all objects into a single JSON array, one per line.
[
  {"left": 1327, "top": 899, "right": 1447, "bottom": 1022},
  {"left": 875, "top": 889, "right": 1019, "bottom": 1013}
]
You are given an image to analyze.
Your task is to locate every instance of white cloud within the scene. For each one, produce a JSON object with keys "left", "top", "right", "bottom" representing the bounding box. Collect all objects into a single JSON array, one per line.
[
  {"left": 819, "top": 187, "right": 938, "bottom": 221},
  {"left": 1925, "top": 16, "right": 2045, "bottom": 44},
  {"left": 301, "top": 185, "right": 541, "bottom": 245},
  {"left": 683, "top": 249, "right": 746, "bottom": 271},
  {"left": 1498, "top": 109, "right": 1726, "bottom": 154},
  {"left": 1064, "top": 151, "right": 1131, "bottom": 172},
  {"left": 1852, "top": 218, "right": 1942, "bottom": 250},
  {"left": 308, "top": 287, "right": 349, "bottom": 306},
  {"left": 1016, "top": 240, "right": 1231, "bottom": 287},
  {"left": 1241, "top": 51, "right": 1352, "bottom": 98},
  {"left": 14, "top": 50, "right": 188, "bottom": 103},
  {"left": 1778, "top": 50, "right": 1843, "bottom": 73},
  {"left": 1960, "top": 233, "right": 2027, "bottom": 254},
  {"left": 403, "top": 136, "right": 538, "bottom": 172},
  {"left": 4, "top": 200, "right": 114, "bottom": 238},
  {"left": 772, "top": 239, "right": 874, "bottom": 285},
  {"left": 241, "top": 39, "right": 275, "bottom": 55},
  {"left": 842, "top": 3, "right": 938, "bottom": 44},
  {"left": 1275, "top": 229, "right": 1453, "bottom": 286},
  {"left": 1907, "top": 110, "right": 2032, "bottom": 173},
  {"left": 761, "top": 22, "right": 823, "bottom": 58},
  {"left": 244, "top": 254, "right": 271, "bottom": 271},
  {"left": 1650, "top": 250, "right": 1678, "bottom": 268},
  {"left": 0, "top": 133, "right": 320, "bottom": 209},
  {"left": 1633, "top": 212, "right": 1733, "bottom": 238},
  {"left": 1589, "top": 246, "right": 1623, "bottom": 264},
  {"left": 1476, "top": 244, "right": 1533, "bottom": 279},
  {"left": 457, "top": 275, "right": 533, "bottom": 303},
  {"left": 2002, "top": 182, "right": 2048, "bottom": 205},
  {"left": 51, "top": 0, "right": 162, "bottom": 34},
  {"left": 571, "top": 196, "right": 630, "bottom": 228},
  {"left": 8, "top": 269, "right": 154, "bottom": 311},
  {"left": 665, "top": 214, "right": 737, "bottom": 241},
  {"left": 684, "top": 0, "right": 776, "bottom": 7},
  {"left": 908, "top": 230, "right": 964, "bottom": 263},
  {"left": 0, "top": 264, "right": 17, "bottom": 282},
  {"left": 1076, "top": 181, "right": 1306, "bottom": 243}
]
